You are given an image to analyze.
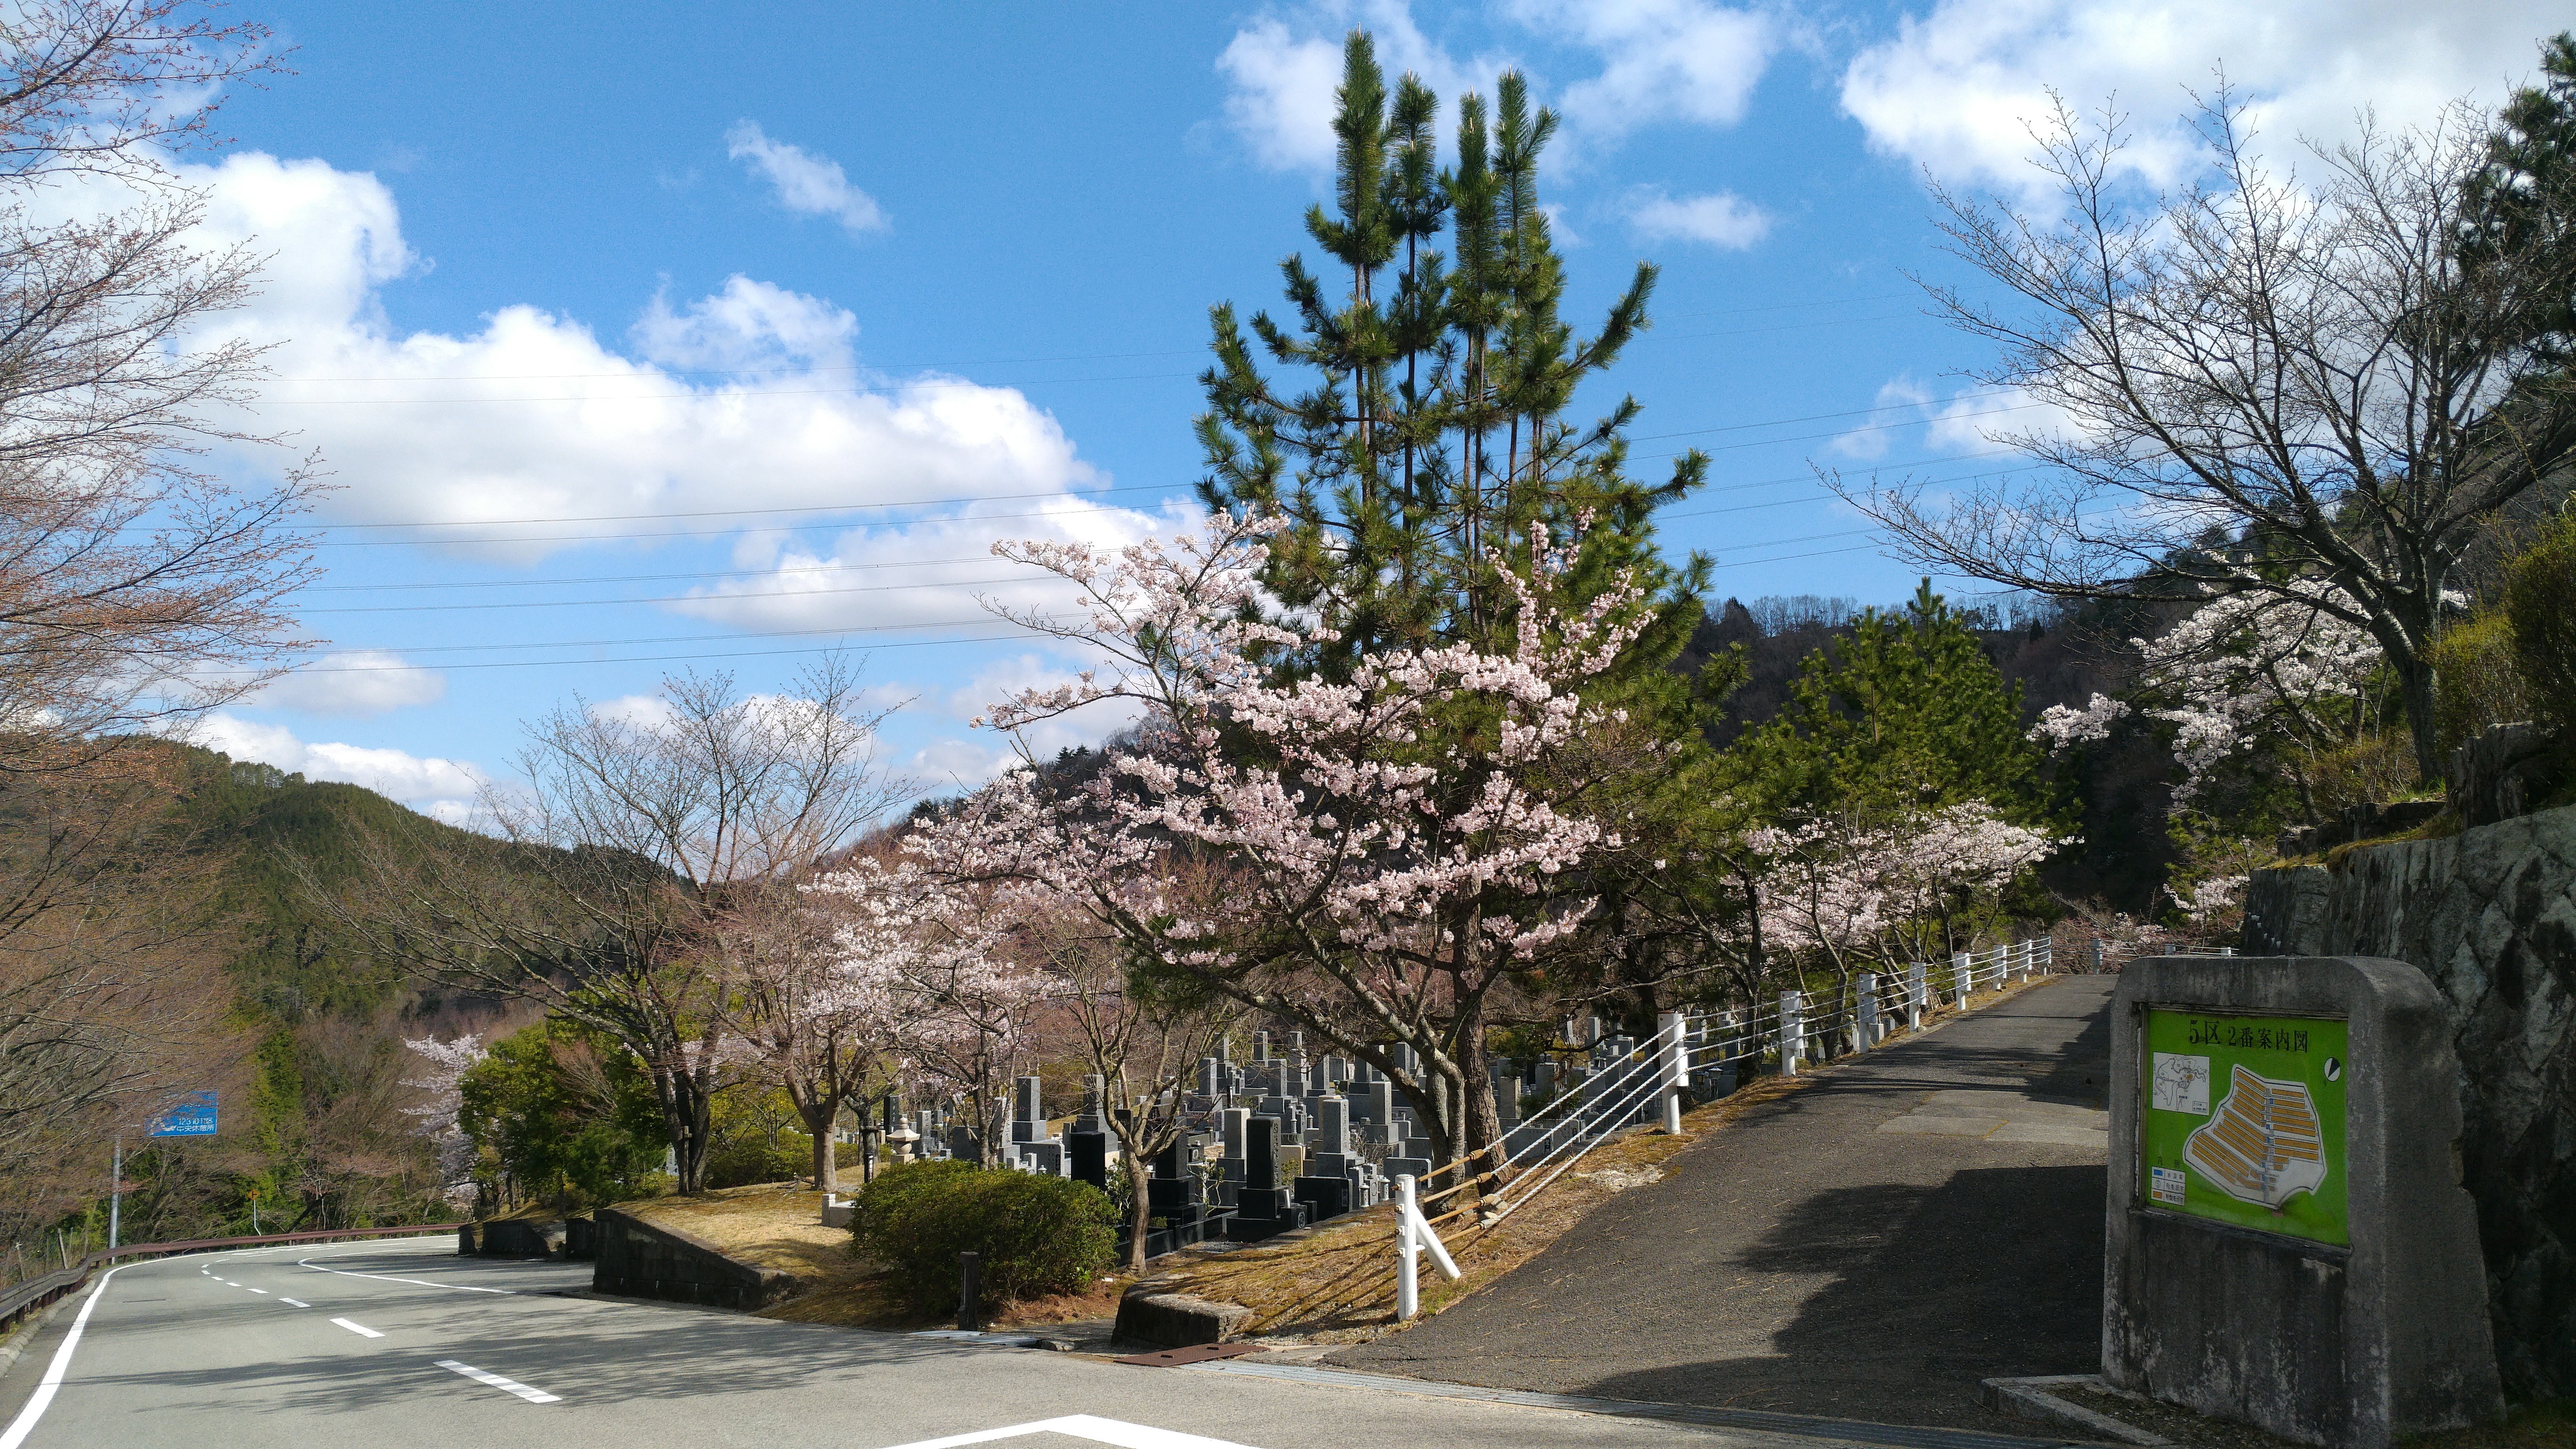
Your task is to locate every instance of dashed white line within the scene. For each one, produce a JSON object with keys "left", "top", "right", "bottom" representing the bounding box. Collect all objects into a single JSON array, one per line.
[
  {"left": 296, "top": 1258, "right": 513, "bottom": 1295},
  {"left": 247, "top": 1288, "right": 268, "bottom": 1295},
  {"left": 279, "top": 1297, "right": 309, "bottom": 1307},
  {"left": 328, "top": 1318, "right": 383, "bottom": 1339},
  {"left": 434, "top": 1359, "right": 560, "bottom": 1404}
]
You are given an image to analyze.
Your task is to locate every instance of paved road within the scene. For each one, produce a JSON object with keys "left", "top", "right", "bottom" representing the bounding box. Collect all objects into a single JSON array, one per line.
[
  {"left": 1328, "top": 976, "right": 2117, "bottom": 1431},
  {"left": 0, "top": 1236, "right": 2083, "bottom": 1449}
]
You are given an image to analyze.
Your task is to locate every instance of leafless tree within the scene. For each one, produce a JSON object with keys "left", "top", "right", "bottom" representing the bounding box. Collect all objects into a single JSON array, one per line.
[
  {"left": 320, "top": 658, "right": 909, "bottom": 1193},
  {"left": 1835, "top": 91, "right": 2576, "bottom": 778}
]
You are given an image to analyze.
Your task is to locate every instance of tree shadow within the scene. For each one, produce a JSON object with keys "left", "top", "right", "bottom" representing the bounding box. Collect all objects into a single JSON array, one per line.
[{"left": 1580, "top": 1164, "right": 2105, "bottom": 1428}]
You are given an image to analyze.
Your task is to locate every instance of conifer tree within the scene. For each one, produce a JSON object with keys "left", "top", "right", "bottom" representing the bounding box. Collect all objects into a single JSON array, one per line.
[{"left": 1196, "top": 31, "right": 1711, "bottom": 671}]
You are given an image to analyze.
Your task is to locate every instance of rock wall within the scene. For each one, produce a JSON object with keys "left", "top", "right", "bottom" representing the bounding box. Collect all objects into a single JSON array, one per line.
[
  {"left": 2242, "top": 805, "right": 2576, "bottom": 1403},
  {"left": 591, "top": 1207, "right": 799, "bottom": 1311}
]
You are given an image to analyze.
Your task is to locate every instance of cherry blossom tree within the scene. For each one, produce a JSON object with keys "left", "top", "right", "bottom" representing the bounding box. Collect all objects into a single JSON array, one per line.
[
  {"left": 719, "top": 883, "right": 902, "bottom": 1194},
  {"left": 1750, "top": 801, "right": 2059, "bottom": 1038},
  {"left": 915, "top": 511, "right": 1666, "bottom": 1173},
  {"left": 812, "top": 855, "right": 1047, "bottom": 1169},
  {"left": 2032, "top": 581, "right": 2391, "bottom": 822},
  {"left": 399, "top": 1034, "right": 487, "bottom": 1209}
]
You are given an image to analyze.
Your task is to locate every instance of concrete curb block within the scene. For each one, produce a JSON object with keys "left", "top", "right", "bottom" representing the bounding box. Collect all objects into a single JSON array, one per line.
[
  {"left": 1112, "top": 1291, "right": 1253, "bottom": 1348},
  {"left": 1979, "top": 1375, "right": 2170, "bottom": 1446}
]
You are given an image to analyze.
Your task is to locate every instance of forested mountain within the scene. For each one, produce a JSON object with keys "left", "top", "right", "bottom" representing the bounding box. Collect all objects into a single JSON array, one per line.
[{"left": 11, "top": 742, "right": 536, "bottom": 1262}]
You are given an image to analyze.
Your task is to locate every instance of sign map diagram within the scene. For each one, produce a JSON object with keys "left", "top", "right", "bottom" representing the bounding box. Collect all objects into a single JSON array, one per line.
[{"left": 2184, "top": 1063, "right": 2329, "bottom": 1208}]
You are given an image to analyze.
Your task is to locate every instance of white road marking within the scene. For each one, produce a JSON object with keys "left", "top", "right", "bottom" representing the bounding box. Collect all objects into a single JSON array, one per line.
[
  {"left": 329, "top": 1317, "right": 383, "bottom": 1338},
  {"left": 247, "top": 1288, "right": 268, "bottom": 1295},
  {"left": 296, "top": 1257, "right": 512, "bottom": 1294},
  {"left": 872, "top": 1416, "right": 1261, "bottom": 1449},
  {"left": 0, "top": 1262, "right": 133, "bottom": 1449},
  {"left": 434, "top": 1359, "right": 561, "bottom": 1404},
  {"left": 280, "top": 1297, "right": 309, "bottom": 1307}
]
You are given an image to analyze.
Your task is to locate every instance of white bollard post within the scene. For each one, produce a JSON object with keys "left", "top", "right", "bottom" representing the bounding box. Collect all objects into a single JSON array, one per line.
[
  {"left": 1660, "top": 1011, "right": 1687, "bottom": 1134},
  {"left": 1953, "top": 952, "right": 1973, "bottom": 1007},
  {"left": 1396, "top": 1174, "right": 1420, "bottom": 1320},
  {"left": 1854, "top": 973, "right": 1878, "bottom": 1051},
  {"left": 1779, "top": 991, "right": 1804, "bottom": 1076},
  {"left": 1907, "top": 961, "right": 1927, "bottom": 1030}
]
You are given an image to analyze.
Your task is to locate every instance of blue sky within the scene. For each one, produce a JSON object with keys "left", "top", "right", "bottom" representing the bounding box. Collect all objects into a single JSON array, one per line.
[{"left": 171, "top": 0, "right": 2568, "bottom": 823}]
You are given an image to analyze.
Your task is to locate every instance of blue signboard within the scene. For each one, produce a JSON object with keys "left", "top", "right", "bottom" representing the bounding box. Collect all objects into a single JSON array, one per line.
[{"left": 147, "top": 1091, "right": 218, "bottom": 1137}]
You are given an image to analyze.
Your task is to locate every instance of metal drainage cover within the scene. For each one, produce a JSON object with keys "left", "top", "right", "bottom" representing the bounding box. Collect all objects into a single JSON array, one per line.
[{"left": 1114, "top": 1342, "right": 1268, "bottom": 1367}]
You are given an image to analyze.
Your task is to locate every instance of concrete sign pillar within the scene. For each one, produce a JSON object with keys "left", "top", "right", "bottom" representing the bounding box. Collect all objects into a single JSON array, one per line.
[{"left": 2107, "top": 956, "right": 2500, "bottom": 1449}]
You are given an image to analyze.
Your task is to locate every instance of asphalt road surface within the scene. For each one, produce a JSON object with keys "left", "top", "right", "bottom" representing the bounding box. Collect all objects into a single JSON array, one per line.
[
  {"left": 1330, "top": 975, "right": 2117, "bottom": 1431},
  {"left": 0, "top": 1235, "right": 2080, "bottom": 1449}
]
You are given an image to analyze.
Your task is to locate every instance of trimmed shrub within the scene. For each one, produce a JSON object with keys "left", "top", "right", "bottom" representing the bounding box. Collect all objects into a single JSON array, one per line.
[
  {"left": 2505, "top": 511, "right": 2576, "bottom": 734},
  {"left": 851, "top": 1159, "right": 1117, "bottom": 1314},
  {"left": 2432, "top": 612, "right": 2530, "bottom": 758},
  {"left": 703, "top": 1133, "right": 807, "bottom": 1189}
]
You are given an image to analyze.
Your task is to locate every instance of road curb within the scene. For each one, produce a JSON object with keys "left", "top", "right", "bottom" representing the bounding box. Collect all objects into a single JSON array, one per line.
[{"left": 1979, "top": 1375, "right": 2170, "bottom": 1445}]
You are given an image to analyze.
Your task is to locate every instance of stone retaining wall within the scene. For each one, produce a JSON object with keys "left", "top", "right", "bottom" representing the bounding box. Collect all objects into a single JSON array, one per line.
[
  {"left": 590, "top": 1207, "right": 799, "bottom": 1311},
  {"left": 2241, "top": 804, "right": 2575, "bottom": 1402}
]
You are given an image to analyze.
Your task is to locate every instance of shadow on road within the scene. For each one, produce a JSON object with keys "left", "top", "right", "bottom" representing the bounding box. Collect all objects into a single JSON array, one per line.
[{"left": 1580, "top": 1163, "right": 2105, "bottom": 1423}]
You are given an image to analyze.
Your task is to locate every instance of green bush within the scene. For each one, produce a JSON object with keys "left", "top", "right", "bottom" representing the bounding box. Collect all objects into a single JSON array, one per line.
[
  {"left": 2506, "top": 511, "right": 2576, "bottom": 734},
  {"left": 703, "top": 1134, "right": 807, "bottom": 1189},
  {"left": 850, "top": 1159, "right": 1117, "bottom": 1314},
  {"left": 2432, "top": 612, "right": 2530, "bottom": 758}
]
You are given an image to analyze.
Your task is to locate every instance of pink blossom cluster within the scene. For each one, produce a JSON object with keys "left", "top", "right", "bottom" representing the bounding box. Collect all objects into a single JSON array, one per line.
[
  {"left": 2131, "top": 581, "right": 2383, "bottom": 799},
  {"left": 1750, "top": 802, "right": 2061, "bottom": 969},
  {"left": 916, "top": 511, "right": 1658, "bottom": 1030},
  {"left": 400, "top": 1034, "right": 488, "bottom": 1199}
]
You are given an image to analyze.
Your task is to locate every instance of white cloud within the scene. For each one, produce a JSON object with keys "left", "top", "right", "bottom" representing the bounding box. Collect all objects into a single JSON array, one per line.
[
  {"left": 1829, "top": 377, "right": 1932, "bottom": 459},
  {"left": 188, "top": 712, "right": 488, "bottom": 823},
  {"left": 1513, "top": 0, "right": 1777, "bottom": 144},
  {"left": 724, "top": 121, "right": 889, "bottom": 235},
  {"left": 1215, "top": 1, "right": 1505, "bottom": 172},
  {"left": 669, "top": 495, "right": 1204, "bottom": 639},
  {"left": 1840, "top": 0, "right": 2570, "bottom": 196},
  {"left": 631, "top": 275, "right": 856, "bottom": 374},
  {"left": 1625, "top": 187, "right": 1771, "bottom": 248},
  {"left": 166, "top": 153, "right": 1099, "bottom": 563},
  {"left": 250, "top": 651, "right": 447, "bottom": 716}
]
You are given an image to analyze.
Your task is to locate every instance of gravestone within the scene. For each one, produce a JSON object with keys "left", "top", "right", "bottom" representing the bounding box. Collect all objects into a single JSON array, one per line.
[
  {"left": 2106, "top": 956, "right": 2501, "bottom": 1449},
  {"left": 1010, "top": 1076, "right": 1044, "bottom": 1144},
  {"left": 1068, "top": 1129, "right": 1107, "bottom": 1189}
]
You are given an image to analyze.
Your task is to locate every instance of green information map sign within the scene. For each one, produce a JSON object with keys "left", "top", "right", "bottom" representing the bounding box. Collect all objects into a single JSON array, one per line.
[{"left": 2139, "top": 1008, "right": 2351, "bottom": 1246}]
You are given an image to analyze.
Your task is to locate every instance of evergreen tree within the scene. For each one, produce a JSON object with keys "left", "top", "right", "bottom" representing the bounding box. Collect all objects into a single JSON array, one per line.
[
  {"left": 1196, "top": 31, "right": 1711, "bottom": 673},
  {"left": 1736, "top": 581, "right": 2049, "bottom": 824}
]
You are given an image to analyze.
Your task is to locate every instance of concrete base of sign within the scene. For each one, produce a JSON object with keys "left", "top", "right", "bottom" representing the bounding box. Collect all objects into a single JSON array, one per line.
[{"left": 2107, "top": 956, "right": 2502, "bottom": 1449}]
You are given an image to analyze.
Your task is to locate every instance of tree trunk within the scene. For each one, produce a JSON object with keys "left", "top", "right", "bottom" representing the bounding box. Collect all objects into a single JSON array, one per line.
[
  {"left": 2393, "top": 644, "right": 2441, "bottom": 785},
  {"left": 1119, "top": 1134, "right": 1154, "bottom": 1272},
  {"left": 795, "top": 1092, "right": 839, "bottom": 1195}
]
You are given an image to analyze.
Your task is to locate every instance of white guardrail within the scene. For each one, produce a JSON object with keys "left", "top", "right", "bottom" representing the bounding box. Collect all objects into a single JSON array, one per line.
[{"left": 1392, "top": 936, "right": 2059, "bottom": 1318}]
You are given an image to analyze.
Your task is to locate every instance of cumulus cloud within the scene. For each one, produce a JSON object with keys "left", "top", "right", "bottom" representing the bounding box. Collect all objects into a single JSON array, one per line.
[
  {"left": 1216, "top": 1, "right": 1506, "bottom": 171},
  {"left": 1513, "top": 0, "right": 1777, "bottom": 144},
  {"left": 250, "top": 651, "right": 447, "bottom": 716},
  {"left": 1841, "top": 0, "right": 2570, "bottom": 196},
  {"left": 667, "top": 495, "right": 1204, "bottom": 638},
  {"left": 724, "top": 120, "right": 889, "bottom": 235},
  {"left": 164, "top": 153, "right": 1098, "bottom": 563},
  {"left": 188, "top": 712, "right": 489, "bottom": 824},
  {"left": 1625, "top": 187, "right": 1771, "bottom": 248},
  {"left": 1214, "top": 0, "right": 1778, "bottom": 170}
]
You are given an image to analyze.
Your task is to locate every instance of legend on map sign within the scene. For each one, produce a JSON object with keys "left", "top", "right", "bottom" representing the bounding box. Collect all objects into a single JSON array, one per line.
[{"left": 2139, "top": 1009, "right": 2349, "bottom": 1245}]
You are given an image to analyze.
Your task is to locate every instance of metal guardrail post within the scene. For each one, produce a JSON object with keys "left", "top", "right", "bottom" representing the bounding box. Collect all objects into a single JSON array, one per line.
[
  {"left": 1659, "top": 1012, "right": 1687, "bottom": 1133},
  {"left": 1907, "top": 962, "right": 1927, "bottom": 1029},
  {"left": 1395, "top": 1175, "right": 1419, "bottom": 1321},
  {"left": 1952, "top": 952, "right": 1972, "bottom": 1007},
  {"left": 1779, "top": 991, "right": 1804, "bottom": 1076}
]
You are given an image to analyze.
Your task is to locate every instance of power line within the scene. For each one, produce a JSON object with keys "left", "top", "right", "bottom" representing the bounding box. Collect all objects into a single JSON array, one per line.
[{"left": 250, "top": 287, "right": 1953, "bottom": 386}]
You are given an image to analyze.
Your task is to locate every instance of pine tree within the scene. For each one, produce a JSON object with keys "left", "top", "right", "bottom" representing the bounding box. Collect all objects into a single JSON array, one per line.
[{"left": 1195, "top": 31, "right": 1710, "bottom": 675}]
